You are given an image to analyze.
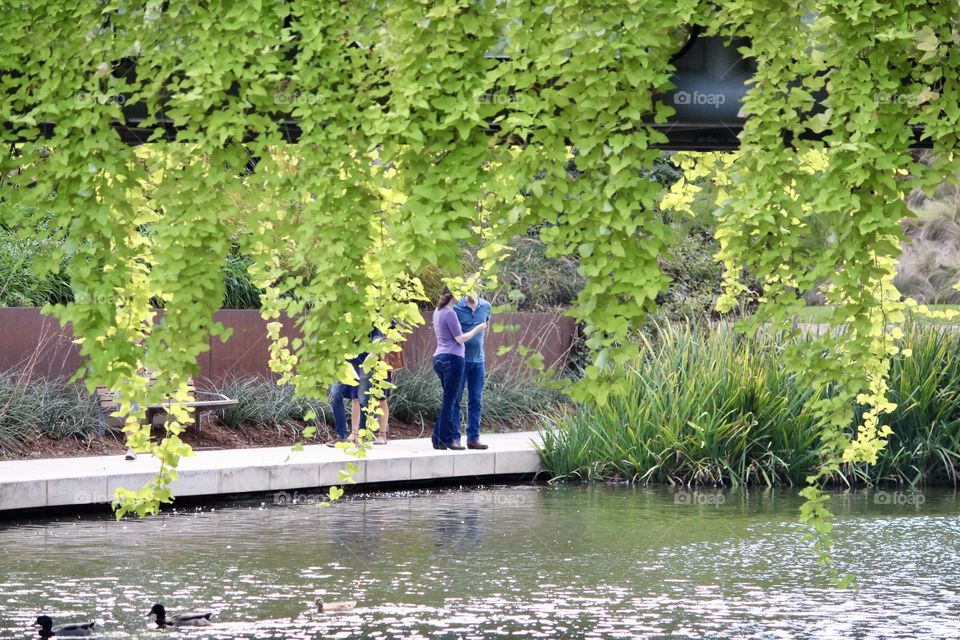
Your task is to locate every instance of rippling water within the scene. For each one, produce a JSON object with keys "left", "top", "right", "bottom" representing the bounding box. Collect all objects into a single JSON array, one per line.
[{"left": 0, "top": 485, "right": 957, "bottom": 639}]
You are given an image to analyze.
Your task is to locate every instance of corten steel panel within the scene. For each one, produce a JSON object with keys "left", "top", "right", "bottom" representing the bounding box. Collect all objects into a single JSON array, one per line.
[
  {"left": 0, "top": 308, "right": 83, "bottom": 379},
  {"left": 207, "top": 310, "right": 303, "bottom": 381},
  {"left": 405, "top": 311, "right": 575, "bottom": 372},
  {"left": 0, "top": 308, "right": 42, "bottom": 374},
  {"left": 146, "top": 309, "right": 214, "bottom": 380},
  {"left": 208, "top": 310, "right": 271, "bottom": 381},
  {"left": 205, "top": 310, "right": 575, "bottom": 379},
  {"left": 0, "top": 308, "right": 576, "bottom": 381},
  {"left": 37, "top": 313, "right": 84, "bottom": 378}
]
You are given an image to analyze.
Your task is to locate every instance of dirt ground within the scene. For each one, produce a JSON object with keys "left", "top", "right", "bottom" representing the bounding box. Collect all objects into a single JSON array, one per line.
[{"left": 4, "top": 413, "right": 437, "bottom": 461}]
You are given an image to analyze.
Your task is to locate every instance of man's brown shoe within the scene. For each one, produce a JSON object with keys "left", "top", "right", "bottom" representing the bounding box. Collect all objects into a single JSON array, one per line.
[{"left": 467, "top": 441, "right": 489, "bottom": 450}]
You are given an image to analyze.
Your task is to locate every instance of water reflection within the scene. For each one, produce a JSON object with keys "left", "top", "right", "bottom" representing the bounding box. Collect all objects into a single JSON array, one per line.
[
  {"left": 0, "top": 485, "right": 957, "bottom": 639},
  {"left": 433, "top": 507, "right": 483, "bottom": 550}
]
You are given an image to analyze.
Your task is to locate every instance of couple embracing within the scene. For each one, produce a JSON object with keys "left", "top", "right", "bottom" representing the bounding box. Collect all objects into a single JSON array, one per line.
[{"left": 431, "top": 286, "right": 492, "bottom": 451}]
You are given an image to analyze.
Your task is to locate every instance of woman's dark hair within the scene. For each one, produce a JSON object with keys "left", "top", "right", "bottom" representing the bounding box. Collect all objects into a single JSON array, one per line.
[{"left": 435, "top": 287, "right": 454, "bottom": 309}]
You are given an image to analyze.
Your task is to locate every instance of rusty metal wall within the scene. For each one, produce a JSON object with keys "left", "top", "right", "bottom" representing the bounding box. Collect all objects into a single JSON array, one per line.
[
  {"left": 0, "top": 308, "right": 83, "bottom": 378},
  {"left": 0, "top": 308, "right": 576, "bottom": 380},
  {"left": 404, "top": 311, "right": 576, "bottom": 372}
]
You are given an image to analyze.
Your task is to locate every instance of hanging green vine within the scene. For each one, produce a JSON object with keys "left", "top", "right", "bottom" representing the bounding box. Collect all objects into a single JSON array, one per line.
[{"left": 669, "top": 0, "right": 960, "bottom": 580}]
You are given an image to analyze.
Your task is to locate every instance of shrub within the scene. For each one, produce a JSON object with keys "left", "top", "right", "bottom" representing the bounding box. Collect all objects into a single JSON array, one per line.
[
  {"left": 648, "top": 229, "right": 726, "bottom": 326},
  {"left": 0, "top": 220, "right": 262, "bottom": 310},
  {"left": 418, "top": 233, "right": 586, "bottom": 313},
  {"left": 645, "top": 157, "right": 762, "bottom": 328},
  {"left": 0, "top": 226, "right": 72, "bottom": 307},
  {"left": 479, "top": 234, "right": 585, "bottom": 312}
]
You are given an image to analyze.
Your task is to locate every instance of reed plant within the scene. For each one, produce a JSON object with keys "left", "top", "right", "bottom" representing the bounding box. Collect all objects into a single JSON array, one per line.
[
  {"left": 221, "top": 253, "right": 262, "bottom": 309},
  {"left": 539, "top": 322, "right": 960, "bottom": 488},
  {"left": 843, "top": 323, "right": 960, "bottom": 486}
]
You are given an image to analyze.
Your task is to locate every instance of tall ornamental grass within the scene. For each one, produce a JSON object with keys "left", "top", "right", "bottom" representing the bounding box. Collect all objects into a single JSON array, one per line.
[
  {"left": 0, "top": 226, "right": 72, "bottom": 307},
  {"left": 0, "top": 374, "right": 100, "bottom": 456},
  {"left": 210, "top": 376, "right": 333, "bottom": 436},
  {"left": 538, "top": 323, "right": 960, "bottom": 488},
  {"left": 846, "top": 325, "right": 960, "bottom": 486}
]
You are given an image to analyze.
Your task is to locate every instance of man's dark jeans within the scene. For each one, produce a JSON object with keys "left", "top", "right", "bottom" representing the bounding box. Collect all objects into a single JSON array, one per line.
[
  {"left": 452, "top": 360, "right": 484, "bottom": 443},
  {"left": 328, "top": 367, "right": 372, "bottom": 440},
  {"left": 328, "top": 382, "right": 349, "bottom": 439},
  {"left": 432, "top": 353, "right": 465, "bottom": 447}
]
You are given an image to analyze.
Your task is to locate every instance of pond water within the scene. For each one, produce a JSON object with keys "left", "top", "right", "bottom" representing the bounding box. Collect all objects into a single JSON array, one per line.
[{"left": 0, "top": 484, "right": 957, "bottom": 639}]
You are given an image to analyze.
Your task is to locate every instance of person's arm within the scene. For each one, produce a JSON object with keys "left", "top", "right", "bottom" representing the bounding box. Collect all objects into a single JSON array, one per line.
[{"left": 454, "top": 320, "right": 486, "bottom": 344}]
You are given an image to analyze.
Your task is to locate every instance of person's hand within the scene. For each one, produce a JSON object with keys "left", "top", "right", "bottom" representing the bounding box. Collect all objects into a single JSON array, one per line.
[{"left": 476, "top": 322, "right": 488, "bottom": 333}]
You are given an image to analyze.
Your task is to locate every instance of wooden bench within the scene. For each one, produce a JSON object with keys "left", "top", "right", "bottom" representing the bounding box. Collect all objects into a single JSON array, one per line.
[{"left": 94, "top": 374, "right": 238, "bottom": 435}]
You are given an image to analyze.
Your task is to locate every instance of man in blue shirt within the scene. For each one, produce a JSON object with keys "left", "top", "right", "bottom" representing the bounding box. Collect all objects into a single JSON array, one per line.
[{"left": 453, "top": 292, "right": 493, "bottom": 449}]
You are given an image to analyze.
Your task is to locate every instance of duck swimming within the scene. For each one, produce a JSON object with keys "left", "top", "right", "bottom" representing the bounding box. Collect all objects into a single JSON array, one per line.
[
  {"left": 148, "top": 603, "right": 212, "bottom": 627},
  {"left": 33, "top": 616, "right": 97, "bottom": 637},
  {"left": 315, "top": 597, "right": 356, "bottom": 613}
]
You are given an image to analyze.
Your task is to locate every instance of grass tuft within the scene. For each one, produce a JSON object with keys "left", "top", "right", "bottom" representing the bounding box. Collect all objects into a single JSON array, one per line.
[
  {"left": 208, "top": 376, "right": 333, "bottom": 437},
  {"left": 0, "top": 374, "right": 100, "bottom": 455}
]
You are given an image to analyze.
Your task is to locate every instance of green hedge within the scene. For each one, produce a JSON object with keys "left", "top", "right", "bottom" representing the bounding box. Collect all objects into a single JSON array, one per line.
[{"left": 0, "top": 224, "right": 263, "bottom": 310}]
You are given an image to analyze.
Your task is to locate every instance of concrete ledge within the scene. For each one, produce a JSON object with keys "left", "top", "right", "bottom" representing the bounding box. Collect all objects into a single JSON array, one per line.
[{"left": 0, "top": 431, "right": 544, "bottom": 512}]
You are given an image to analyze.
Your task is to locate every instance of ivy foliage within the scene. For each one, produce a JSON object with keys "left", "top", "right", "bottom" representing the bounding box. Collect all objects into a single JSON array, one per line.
[
  {"left": 666, "top": 0, "right": 960, "bottom": 578},
  {"left": 2, "top": 2, "right": 960, "bottom": 571}
]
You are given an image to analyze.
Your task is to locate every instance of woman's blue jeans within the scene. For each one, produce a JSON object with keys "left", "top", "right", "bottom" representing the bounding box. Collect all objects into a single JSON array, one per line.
[
  {"left": 452, "top": 361, "right": 485, "bottom": 443},
  {"left": 432, "top": 353, "right": 465, "bottom": 447}
]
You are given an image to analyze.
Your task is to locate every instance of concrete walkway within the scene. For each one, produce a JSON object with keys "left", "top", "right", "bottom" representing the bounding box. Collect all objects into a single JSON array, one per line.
[{"left": 0, "top": 431, "right": 544, "bottom": 512}]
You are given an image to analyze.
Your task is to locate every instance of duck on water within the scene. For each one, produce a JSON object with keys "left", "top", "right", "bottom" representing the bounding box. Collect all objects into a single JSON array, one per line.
[
  {"left": 33, "top": 616, "right": 97, "bottom": 637},
  {"left": 148, "top": 603, "right": 213, "bottom": 627}
]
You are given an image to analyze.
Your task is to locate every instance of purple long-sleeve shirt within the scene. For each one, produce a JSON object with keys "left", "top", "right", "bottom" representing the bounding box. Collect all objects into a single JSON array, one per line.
[{"left": 433, "top": 306, "right": 465, "bottom": 357}]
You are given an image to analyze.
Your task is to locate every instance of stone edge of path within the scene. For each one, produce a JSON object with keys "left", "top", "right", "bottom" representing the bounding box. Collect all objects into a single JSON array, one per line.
[{"left": 0, "top": 431, "right": 545, "bottom": 513}]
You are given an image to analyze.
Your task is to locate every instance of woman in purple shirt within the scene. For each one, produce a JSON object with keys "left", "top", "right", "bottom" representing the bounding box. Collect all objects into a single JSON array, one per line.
[{"left": 432, "top": 288, "right": 487, "bottom": 450}]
